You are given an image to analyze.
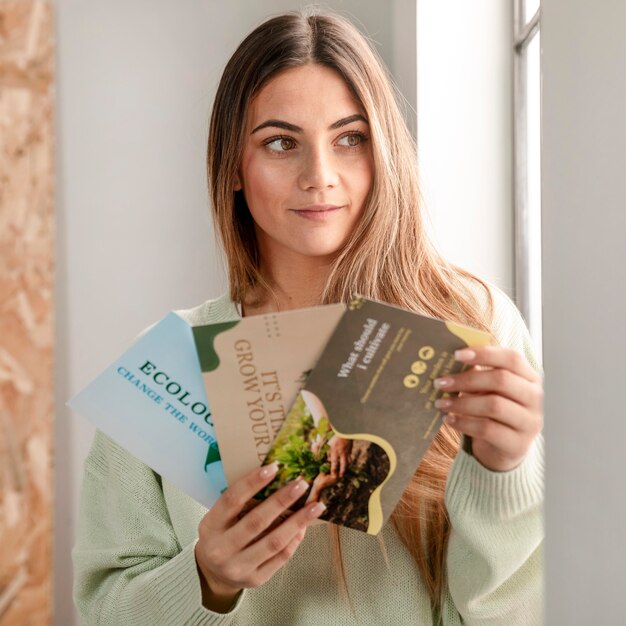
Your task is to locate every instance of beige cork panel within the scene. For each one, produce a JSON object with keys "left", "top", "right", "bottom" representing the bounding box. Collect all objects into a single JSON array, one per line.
[{"left": 0, "top": 1, "right": 54, "bottom": 624}]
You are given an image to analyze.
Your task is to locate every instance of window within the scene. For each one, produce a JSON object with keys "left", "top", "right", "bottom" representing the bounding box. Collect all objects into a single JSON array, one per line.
[{"left": 513, "top": 0, "right": 542, "bottom": 360}]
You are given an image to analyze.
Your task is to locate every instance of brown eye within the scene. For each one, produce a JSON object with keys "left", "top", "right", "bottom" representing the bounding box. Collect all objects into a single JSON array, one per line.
[
  {"left": 265, "top": 136, "right": 296, "bottom": 153},
  {"left": 337, "top": 131, "right": 368, "bottom": 149}
]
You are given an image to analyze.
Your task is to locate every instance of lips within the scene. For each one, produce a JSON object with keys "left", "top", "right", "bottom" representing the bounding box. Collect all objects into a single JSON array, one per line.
[
  {"left": 290, "top": 204, "right": 344, "bottom": 221},
  {"left": 293, "top": 204, "right": 342, "bottom": 212}
]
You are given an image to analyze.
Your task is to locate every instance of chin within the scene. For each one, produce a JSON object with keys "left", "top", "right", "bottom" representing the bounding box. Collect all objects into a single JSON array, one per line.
[{"left": 292, "top": 240, "right": 346, "bottom": 260}]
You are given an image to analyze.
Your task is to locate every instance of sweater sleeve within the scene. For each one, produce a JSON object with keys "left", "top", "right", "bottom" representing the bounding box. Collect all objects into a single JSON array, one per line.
[
  {"left": 72, "top": 430, "right": 245, "bottom": 626},
  {"left": 443, "top": 284, "right": 545, "bottom": 625}
]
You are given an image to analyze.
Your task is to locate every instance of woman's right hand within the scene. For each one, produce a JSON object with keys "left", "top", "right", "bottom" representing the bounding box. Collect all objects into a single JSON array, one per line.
[{"left": 194, "top": 462, "right": 327, "bottom": 612}]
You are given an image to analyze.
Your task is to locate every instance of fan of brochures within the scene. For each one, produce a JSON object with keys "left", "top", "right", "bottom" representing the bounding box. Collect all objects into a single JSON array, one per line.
[{"left": 68, "top": 296, "right": 490, "bottom": 534}]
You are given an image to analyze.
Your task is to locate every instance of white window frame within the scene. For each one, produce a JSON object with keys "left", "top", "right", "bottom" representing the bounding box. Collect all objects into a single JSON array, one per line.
[{"left": 513, "top": 0, "right": 542, "bottom": 357}]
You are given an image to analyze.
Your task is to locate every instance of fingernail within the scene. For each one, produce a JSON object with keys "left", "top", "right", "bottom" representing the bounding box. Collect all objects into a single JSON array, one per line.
[
  {"left": 308, "top": 502, "right": 326, "bottom": 518},
  {"left": 290, "top": 478, "right": 308, "bottom": 496},
  {"left": 444, "top": 414, "right": 456, "bottom": 425},
  {"left": 260, "top": 462, "right": 279, "bottom": 479},
  {"left": 455, "top": 349, "right": 476, "bottom": 361},
  {"left": 434, "top": 398, "right": 452, "bottom": 409},
  {"left": 434, "top": 377, "right": 452, "bottom": 388}
]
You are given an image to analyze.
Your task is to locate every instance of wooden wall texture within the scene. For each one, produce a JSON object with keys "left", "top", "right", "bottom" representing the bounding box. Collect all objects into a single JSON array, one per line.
[{"left": 0, "top": 1, "right": 54, "bottom": 624}]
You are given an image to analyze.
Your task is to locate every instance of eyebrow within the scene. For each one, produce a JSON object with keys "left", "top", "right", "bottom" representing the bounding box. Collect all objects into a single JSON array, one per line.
[{"left": 250, "top": 114, "right": 368, "bottom": 135}]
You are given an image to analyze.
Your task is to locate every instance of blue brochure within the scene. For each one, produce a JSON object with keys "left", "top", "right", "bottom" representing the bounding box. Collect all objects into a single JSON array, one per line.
[{"left": 67, "top": 312, "right": 227, "bottom": 509}]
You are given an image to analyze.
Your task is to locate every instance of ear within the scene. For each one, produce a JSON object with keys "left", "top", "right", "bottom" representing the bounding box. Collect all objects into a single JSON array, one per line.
[{"left": 233, "top": 173, "right": 242, "bottom": 191}]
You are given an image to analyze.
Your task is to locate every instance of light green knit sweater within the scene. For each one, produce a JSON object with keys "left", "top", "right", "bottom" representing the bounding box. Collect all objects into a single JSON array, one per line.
[{"left": 73, "top": 285, "right": 544, "bottom": 625}]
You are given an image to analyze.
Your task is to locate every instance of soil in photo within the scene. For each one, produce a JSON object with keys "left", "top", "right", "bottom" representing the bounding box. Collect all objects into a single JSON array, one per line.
[{"left": 319, "top": 440, "right": 390, "bottom": 532}]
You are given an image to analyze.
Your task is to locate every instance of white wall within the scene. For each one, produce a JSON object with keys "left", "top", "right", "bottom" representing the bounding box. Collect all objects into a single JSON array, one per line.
[
  {"left": 541, "top": 1, "right": 626, "bottom": 623},
  {"left": 416, "top": 1, "right": 513, "bottom": 292},
  {"left": 53, "top": 2, "right": 415, "bottom": 624}
]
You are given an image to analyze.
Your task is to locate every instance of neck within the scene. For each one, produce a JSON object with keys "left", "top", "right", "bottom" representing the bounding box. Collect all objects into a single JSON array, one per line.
[{"left": 243, "top": 248, "right": 335, "bottom": 315}]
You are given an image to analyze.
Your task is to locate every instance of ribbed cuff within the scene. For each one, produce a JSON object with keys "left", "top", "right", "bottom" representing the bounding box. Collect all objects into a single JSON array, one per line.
[
  {"left": 445, "top": 434, "right": 544, "bottom": 521},
  {"left": 148, "top": 540, "right": 246, "bottom": 625}
]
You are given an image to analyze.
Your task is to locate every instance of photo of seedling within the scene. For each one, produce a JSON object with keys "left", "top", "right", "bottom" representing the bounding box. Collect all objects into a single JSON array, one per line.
[{"left": 258, "top": 391, "right": 390, "bottom": 532}]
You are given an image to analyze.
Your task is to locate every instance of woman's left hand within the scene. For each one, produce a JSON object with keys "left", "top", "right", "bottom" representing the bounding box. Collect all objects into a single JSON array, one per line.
[{"left": 434, "top": 346, "right": 543, "bottom": 472}]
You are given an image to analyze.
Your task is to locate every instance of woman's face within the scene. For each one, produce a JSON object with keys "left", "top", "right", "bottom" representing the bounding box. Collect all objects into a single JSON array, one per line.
[{"left": 236, "top": 64, "right": 374, "bottom": 266}]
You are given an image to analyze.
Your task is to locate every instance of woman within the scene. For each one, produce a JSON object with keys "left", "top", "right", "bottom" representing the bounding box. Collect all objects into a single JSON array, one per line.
[{"left": 73, "top": 10, "right": 544, "bottom": 625}]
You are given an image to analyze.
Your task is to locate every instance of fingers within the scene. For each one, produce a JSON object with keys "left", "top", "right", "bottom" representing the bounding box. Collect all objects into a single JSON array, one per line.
[
  {"left": 444, "top": 414, "right": 520, "bottom": 455},
  {"left": 205, "top": 500, "right": 323, "bottom": 590},
  {"left": 225, "top": 477, "right": 310, "bottom": 552},
  {"left": 436, "top": 392, "right": 531, "bottom": 431},
  {"left": 434, "top": 353, "right": 543, "bottom": 409},
  {"left": 209, "top": 462, "right": 280, "bottom": 527},
  {"left": 243, "top": 501, "right": 326, "bottom": 567},
  {"left": 433, "top": 346, "right": 544, "bottom": 472},
  {"left": 339, "top": 453, "right": 347, "bottom": 477},
  {"left": 330, "top": 452, "right": 347, "bottom": 478},
  {"left": 454, "top": 346, "right": 541, "bottom": 382},
  {"left": 253, "top": 527, "right": 307, "bottom": 586},
  {"left": 329, "top": 449, "right": 338, "bottom": 477},
  {"left": 196, "top": 472, "right": 324, "bottom": 594}
]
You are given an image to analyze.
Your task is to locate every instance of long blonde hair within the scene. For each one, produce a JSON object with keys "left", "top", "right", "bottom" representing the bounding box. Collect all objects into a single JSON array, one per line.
[{"left": 207, "top": 9, "right": 495, "bottom": 612}]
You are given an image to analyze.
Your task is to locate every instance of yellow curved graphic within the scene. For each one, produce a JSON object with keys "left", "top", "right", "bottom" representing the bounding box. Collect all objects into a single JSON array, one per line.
[
  {"left": 330, "top": 424, "right": 397, "bottom": 535},
  {"left": 445, "top": 322, "right": 493, "bottom": 348}
]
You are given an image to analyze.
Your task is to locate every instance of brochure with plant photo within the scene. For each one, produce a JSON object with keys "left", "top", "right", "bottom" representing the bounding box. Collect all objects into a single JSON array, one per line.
[{"left": 257, "top": 296, "right": 493, "bottom": 535}]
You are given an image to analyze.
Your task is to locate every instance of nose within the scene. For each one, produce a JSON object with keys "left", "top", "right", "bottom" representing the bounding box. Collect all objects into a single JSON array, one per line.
[{"left": 298, "top": 144, "right": 340, "bottom": 191}]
